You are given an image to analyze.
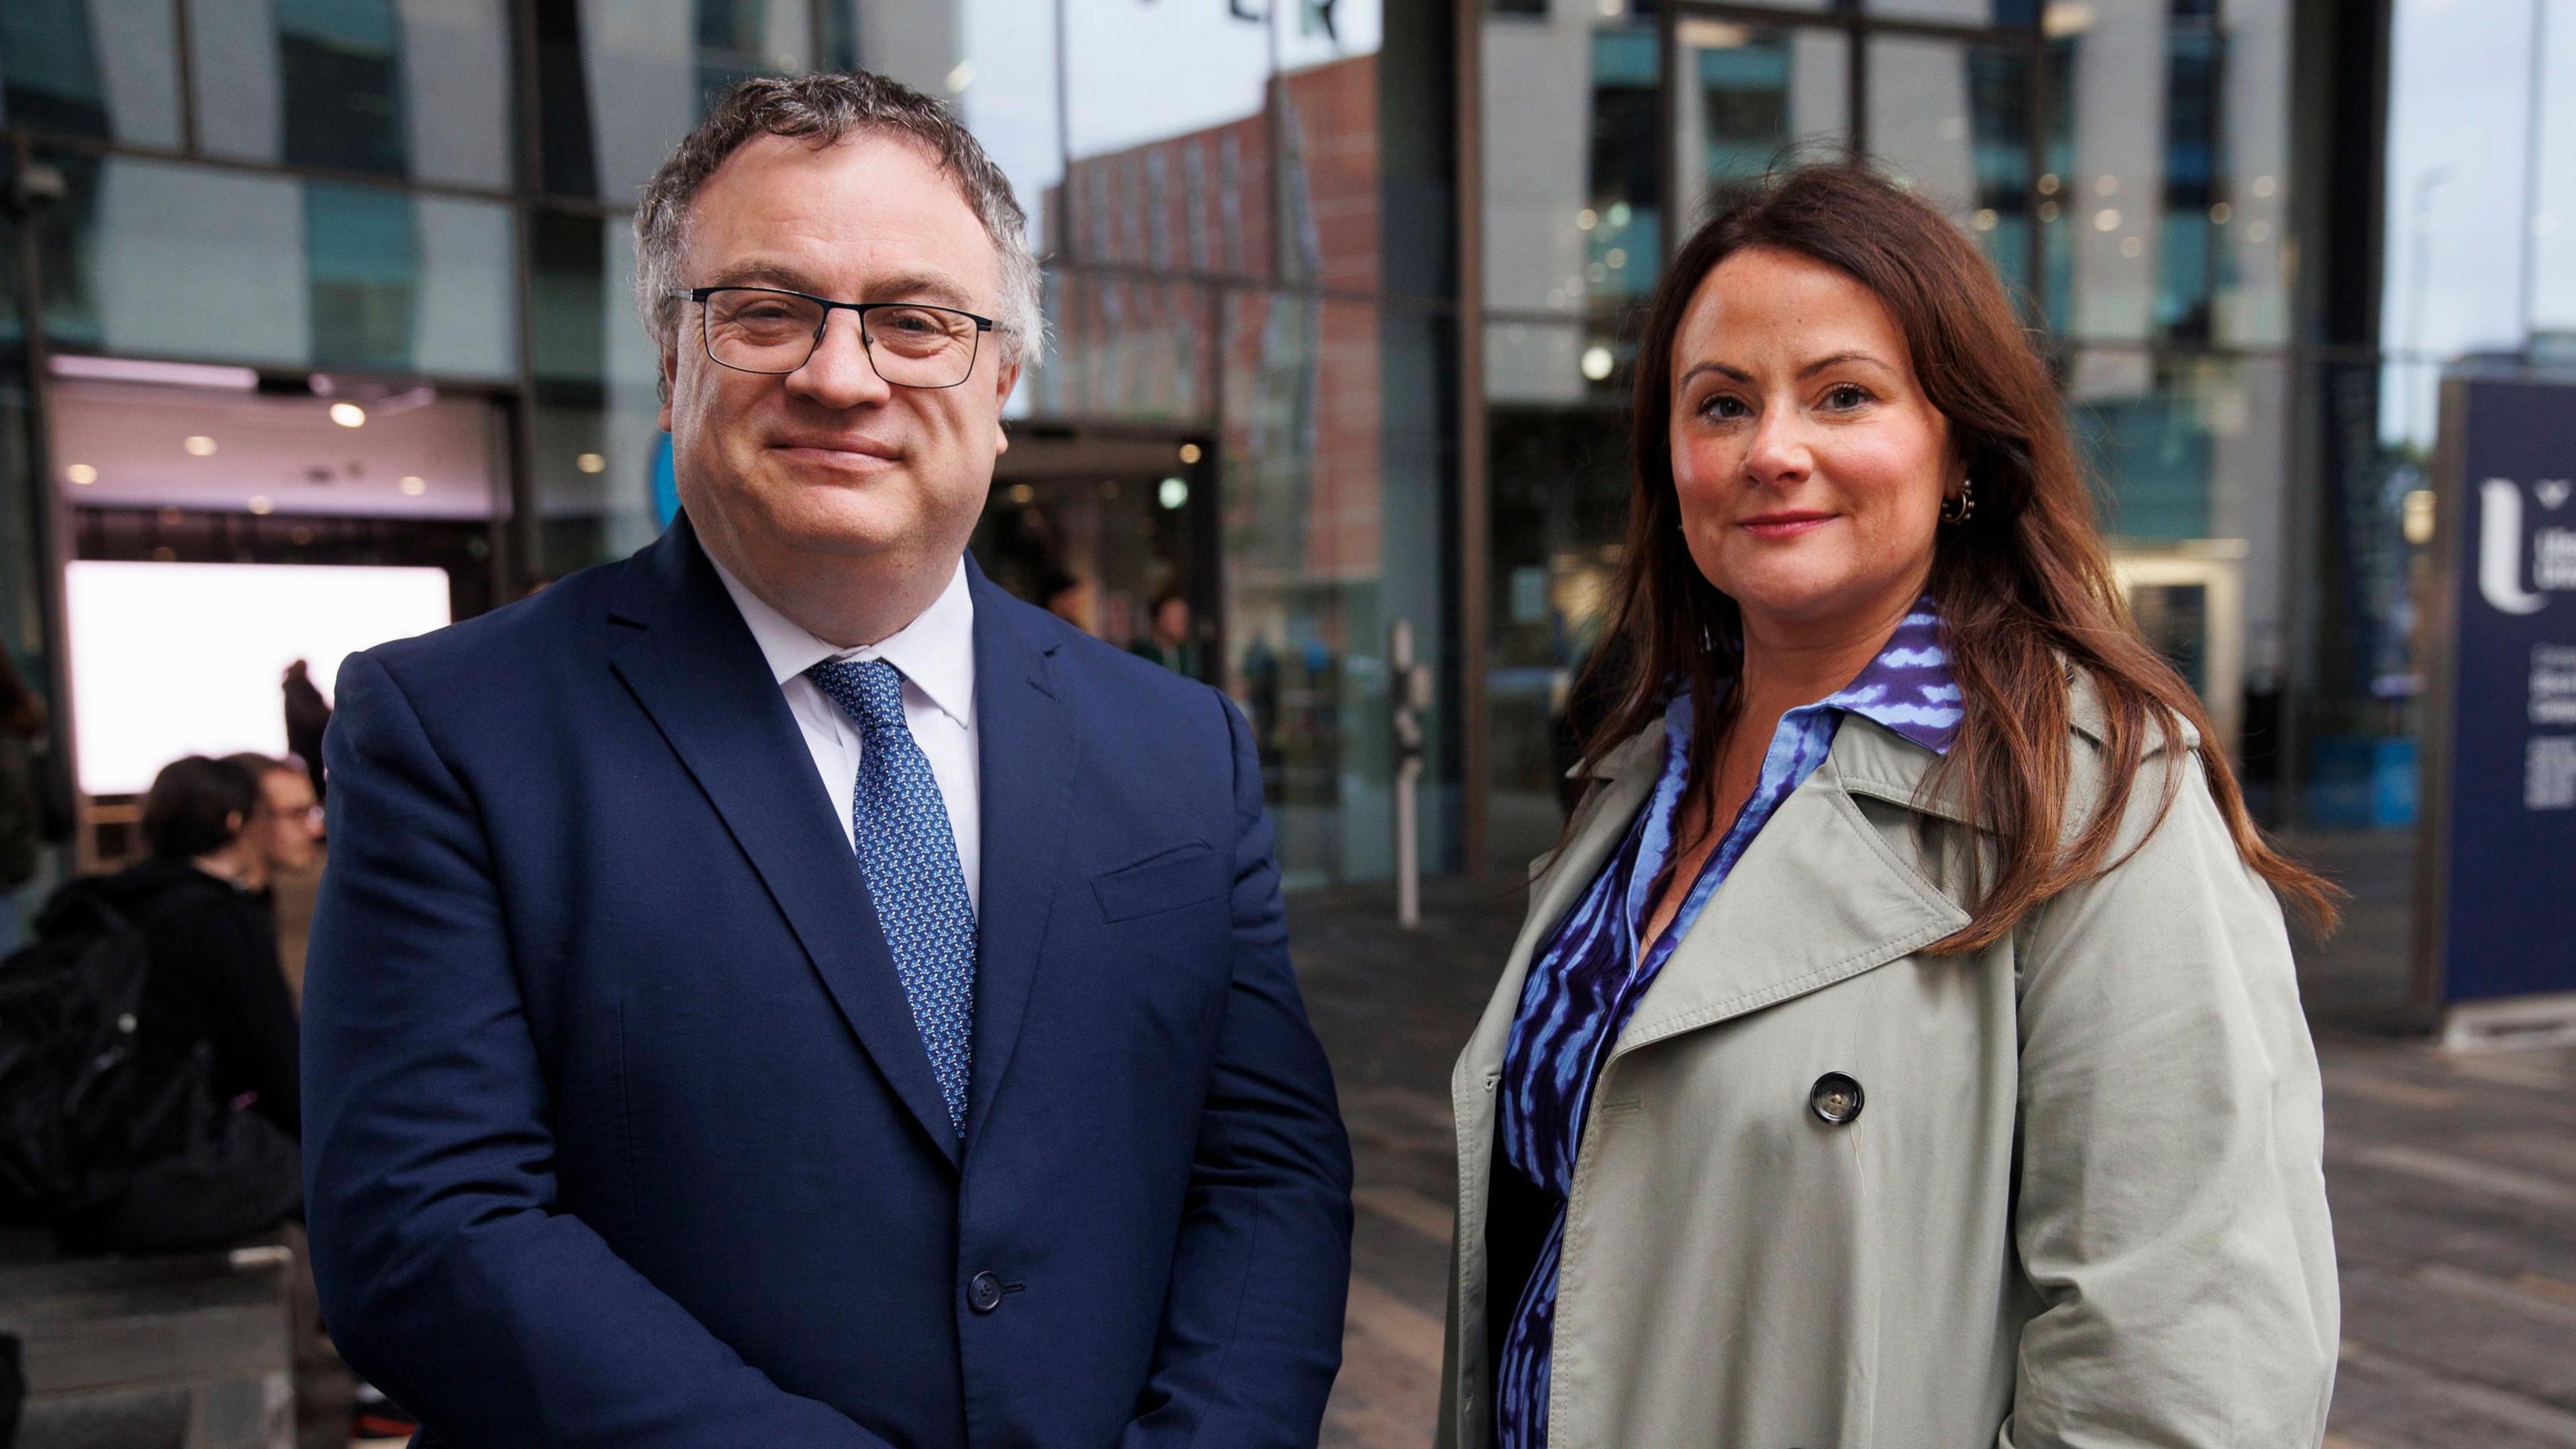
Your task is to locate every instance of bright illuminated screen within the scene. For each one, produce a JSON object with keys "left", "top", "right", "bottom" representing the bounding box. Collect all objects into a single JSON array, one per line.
[{"left": 66, "top": 561, "right": 453, "bottom": 796}]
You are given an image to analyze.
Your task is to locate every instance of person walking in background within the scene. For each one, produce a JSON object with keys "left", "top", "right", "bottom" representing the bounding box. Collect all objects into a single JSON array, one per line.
[
  {"left": 1128, "top": 588, "right": 1201, "bottom": 679},
  {"left": 280, "top": 661, "right": 331, "bottom": 806},
  {"left": 301, "top": 70, "right": 1351, "bottom": 1449},
  {"left": 1439, "top": 165, "right": 2341, "bottom": 1449},
  {"left": 0, "top": 654, "right": 48, "bottom": 953}
]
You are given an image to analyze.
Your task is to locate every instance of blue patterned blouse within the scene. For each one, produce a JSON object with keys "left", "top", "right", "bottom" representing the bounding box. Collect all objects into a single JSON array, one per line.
[{"left": 1491, "top": 601, "right": 1963, "bottom": 1449}]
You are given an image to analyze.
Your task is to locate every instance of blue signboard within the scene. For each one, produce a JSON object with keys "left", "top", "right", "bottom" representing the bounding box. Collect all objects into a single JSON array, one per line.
[{"left": 2426, "top": 372, "right": 2576, "bottom": 1009}]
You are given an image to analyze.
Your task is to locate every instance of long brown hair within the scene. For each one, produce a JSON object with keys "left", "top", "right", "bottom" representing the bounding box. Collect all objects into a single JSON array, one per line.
[{"left": 1576, "top": 163, "right": 2337, "bottom": 950}]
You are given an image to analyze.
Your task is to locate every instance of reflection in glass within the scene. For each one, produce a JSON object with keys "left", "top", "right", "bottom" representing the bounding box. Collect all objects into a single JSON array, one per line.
[
  {"left": 1036, "top": 274, "right": 1212, "bottom": 423},
  {"left": 529, "top": 210, "right": 665, "bottom": 581},
  {"left": 38, "top": 156, "right": 509, "bottom": 380},
  {"left": 1481, "top": 9, "right": 1660, "bottom": 317},
  {"left": 1866, "top": 38, "right": 2033, "bottom": 300},
  {"left": 1483, "top": 343, "right": 1631, "bottom": 871},
  {"left": 2, "top": 0, "right": 183, "bottom": 146},
  {"left": 1672, "top": 21, "right": 1847, "bottom": 239},
  {"left": 184, "top": 0, "right": 513, "bottom": 186},
  {"left": 537, "top": 0, "right": 810, "bottom": 200}
]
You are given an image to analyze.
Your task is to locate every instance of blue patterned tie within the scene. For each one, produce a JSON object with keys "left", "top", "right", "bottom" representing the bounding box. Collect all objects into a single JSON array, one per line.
[{"left": 806, "top": 657, "right": 977, "bottom": 1135}]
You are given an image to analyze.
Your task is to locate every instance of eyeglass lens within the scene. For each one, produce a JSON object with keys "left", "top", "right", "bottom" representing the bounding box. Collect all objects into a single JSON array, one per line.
[{"left": 700, "top": 289, "right": 980, "bottom": 387}]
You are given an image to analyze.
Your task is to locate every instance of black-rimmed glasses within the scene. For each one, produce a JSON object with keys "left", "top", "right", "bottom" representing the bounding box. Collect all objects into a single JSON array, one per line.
[{"left": 672, "top": 286, "right": 994, "bottom": 389}]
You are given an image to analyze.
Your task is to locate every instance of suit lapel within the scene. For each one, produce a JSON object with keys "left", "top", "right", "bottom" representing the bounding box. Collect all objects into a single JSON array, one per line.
[
  {"left": 961, "top": 561, "right": 1077, "bottom": 1144},
  {"left": 604, "top": 519, "right": 962, "bottom": 1168}
]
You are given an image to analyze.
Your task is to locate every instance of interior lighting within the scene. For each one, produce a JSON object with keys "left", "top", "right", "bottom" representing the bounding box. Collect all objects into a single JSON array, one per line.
[
  {"left": 1576, "top": 208, "right": 1599, "bottom": 231},
  {"left": 2251, "top": 175, "right": 2278, "bottom": 198},
  {"left": 2095, "top": 174, "right": 2118, "bottom": 197},
  {"left": 1157, "top": 478, "right": 1189, "bottom": 511},
  {"left": 1607, "top": 201, "right": 1632, "bottom": 228},
  {"left": 329, "top": 402, "right": 368, "bottom": 428},
  {"left": 2038, "top": 200, "right": 2061, "bottom": 223},
  {"left": 399, "top": 476, "right": 428, "bottom": 496},
  {"left": 248, "top": 496, "right": 274, "bottom": 515},
  {"left": 2119, "top": 236, "right": 2145, "bottom": 258},
  {"left": 1605, "top": 248, "right": 1627, "bottom": 269},
  {"left": 2211, "top": 202, "right": 2233, "bottom": 224},
  {"left": 183, "top": 435, "right": 217, "bottom": 456},
  {"left": 2093, "top": 208, "right": 2121, "bottom": 233},
  {"left": 1678, "top": 19, "right": 1750, "bottom": 49},
  {"left": 2037, "top": 173, "right": 2060, "bottom": 196},
  {"left": 945, "top": 61, "right": 975, "bottom": 93},
  {"left": 65, "top": 463, "right": 98, "bottom": 486},
  {"left": 1177, "top": 442, "right": 1203, "bottom": 464},
  {"left": 576, "top": 452, "right": 608, "bottom": 474},
  {"left": 2247, "top": 222, "right": 2271, "bottom": 243},
  {"left": 1972, "top": 209, "right": 2000, "bottom": 232},
  {"left": 1008, "top": 483, "right": 1036, "bottom": 505},
  {"left": 2402, "top": 490, "right": 2436, "bottom": 545},
  {"left": 2042, "top": 2, "right": 2094, "bottom": 36},
  {"left": 1580, "top": 345, "right": 1615, "bottom": 382}
]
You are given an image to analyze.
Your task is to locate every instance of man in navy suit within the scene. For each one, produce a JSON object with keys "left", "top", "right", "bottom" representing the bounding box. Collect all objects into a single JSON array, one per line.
[{"left": 301, "top": 71, "right": 1352, "bottom": 1448}]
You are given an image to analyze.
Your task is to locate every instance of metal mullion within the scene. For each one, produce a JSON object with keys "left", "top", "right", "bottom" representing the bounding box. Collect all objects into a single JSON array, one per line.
[
  {"left": 2023, "top": 21, "right": 2047, "bottom": 326},
  {"left": 9, "top": 126, "right": 521, "bottom": 207},
  {"left": 172, "top": 0, "right": 199, "bottom": 154},
  {"left": 1658, "top": 0, "right": 1679, "bottom": 270}
]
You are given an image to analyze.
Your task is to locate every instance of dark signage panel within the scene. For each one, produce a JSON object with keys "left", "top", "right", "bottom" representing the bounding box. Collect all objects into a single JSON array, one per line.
[{"left": 2433, "top": 376, "right": 2576, "bottom": 1005}]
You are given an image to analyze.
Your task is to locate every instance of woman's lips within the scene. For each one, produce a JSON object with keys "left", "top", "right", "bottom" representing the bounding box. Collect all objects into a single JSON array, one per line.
[{"left": 1737, "top": 511, "right": 1835, "bottom": 540}]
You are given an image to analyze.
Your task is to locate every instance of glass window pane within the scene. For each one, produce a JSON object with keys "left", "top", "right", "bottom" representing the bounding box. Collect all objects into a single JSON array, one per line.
[
  {"left": 189, "top": 0, "right": 515, "bottom": 186},
  {"left": 2041, "top": 3, "right": 2281, "bottom": 345},
  {"left": 2071, "top": 347, "right": 2288, "bottom": 763},
  {"left": 1483, "top": 8, "right": 1662, "bottom": 317},
  {"left": 1866, "top": 37, "right": 2033, "bottom": 301},
  {"left": 40, "top": 155, "right": 516, "bottom": 380},
  {"left": 530, "top": 210, "right": 667, "bottom": 581},
  {"left": 1483, "top": 319, "right": 1630, "bottom": 871},
  {"left": 1672, "top": 21, "right": 1848, "bottom": 241},
  {"left": 538, "top": 0, "right": 812, "bottom": 200},
  {"left": 1034, "top": 272, "right": 1214, "bottom": 423},
  {"left": 1, "top": 0, "right": 183, "bottom": 147}
]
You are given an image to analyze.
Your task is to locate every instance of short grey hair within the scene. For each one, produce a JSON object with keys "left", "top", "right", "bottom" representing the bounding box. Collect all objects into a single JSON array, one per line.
[{"left": 634, "top": 71, "right": 1043, "bottom": 366}]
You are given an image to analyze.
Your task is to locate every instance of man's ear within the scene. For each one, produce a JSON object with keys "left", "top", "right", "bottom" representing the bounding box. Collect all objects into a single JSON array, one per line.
[
  {"left": 991, "top": 360, "right": 1022, "bottom": 455},
  {"left": 657, "top": 342, "right": 678, "bottom": 433}
]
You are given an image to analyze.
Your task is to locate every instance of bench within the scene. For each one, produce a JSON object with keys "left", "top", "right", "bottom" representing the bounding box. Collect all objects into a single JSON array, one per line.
[{"left": 0, "top": 1232, "right": 294, "bottom": 1449}]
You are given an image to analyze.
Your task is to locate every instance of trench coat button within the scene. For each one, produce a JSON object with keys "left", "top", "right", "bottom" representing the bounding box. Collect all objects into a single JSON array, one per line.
[
  {"left": 1809, "top": 1072, "right": 1864, "bottom": 1125},
  {"left": 969, "top": 1271, "right": 1005, "bottom": 1313}
]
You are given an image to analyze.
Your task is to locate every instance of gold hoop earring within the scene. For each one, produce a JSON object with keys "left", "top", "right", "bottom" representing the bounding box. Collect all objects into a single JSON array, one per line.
[{"left": 1940, "top": 477, "right": 1976, "bottom": 527}]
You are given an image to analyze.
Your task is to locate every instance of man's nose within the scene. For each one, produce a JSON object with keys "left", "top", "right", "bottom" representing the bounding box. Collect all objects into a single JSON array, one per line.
[{"left": 787, "top": 309, "right": 894, "bottom": 409}]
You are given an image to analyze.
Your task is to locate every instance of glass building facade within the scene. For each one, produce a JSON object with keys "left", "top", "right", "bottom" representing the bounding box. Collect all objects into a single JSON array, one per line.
[{"left": 0, "top": 0, "right": 2504, "bottom": 908}]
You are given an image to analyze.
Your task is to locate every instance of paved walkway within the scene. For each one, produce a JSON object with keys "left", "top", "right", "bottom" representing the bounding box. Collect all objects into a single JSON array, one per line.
[{"left": 1297, "top": 863, "right": 2576, "bottom": 1449}]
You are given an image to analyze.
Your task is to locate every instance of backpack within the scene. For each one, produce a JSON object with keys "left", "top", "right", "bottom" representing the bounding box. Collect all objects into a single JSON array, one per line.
[{"left": 0, "top": 883, "right": 214, "bottom": 1232}]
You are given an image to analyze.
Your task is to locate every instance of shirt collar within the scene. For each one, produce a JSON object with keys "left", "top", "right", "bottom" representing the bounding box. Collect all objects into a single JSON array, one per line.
[
  {"left": 1823, "top": 598, "right": 1960, "bottom": 755},
  {"left": 710, "top": 554, "right": 977, "bottom": 730}
]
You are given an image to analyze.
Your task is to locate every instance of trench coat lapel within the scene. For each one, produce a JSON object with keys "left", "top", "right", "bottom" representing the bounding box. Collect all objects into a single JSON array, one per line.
[
  {"left": 1614, "top": 716, "right": 1970, "bottom": 1057},
  {"left": 605, "top": 518, "right": 963, "bottom": 1168}
]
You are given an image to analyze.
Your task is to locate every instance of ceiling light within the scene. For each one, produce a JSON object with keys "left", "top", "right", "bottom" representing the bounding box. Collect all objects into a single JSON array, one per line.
[
  {"left": 1008, "top": 483, "right": 1036, "bottom": 504},
  {"left": 329, "top": 402, "right": 367, "bottom": 428},
  {"left": 399, "top": 476, "right": 427, "bottom": 496},
  {"left": 2093, "top": 208, "right": 2121, "bottom": 233},
  {"left": 248, "top": 496, "right": 274, "bottom": 515},
  {"left": 1158, "top": 478, "right": 1189, "bottom": 511},
  {"left": 1177, "top": 442, "right": 1203, "bottom": 464},
  {"left": 49, "top": 355, "right": 258, "bottom": 390},
  {"left": 576, "top": 452, "right": 607, "bottom": 474},
  {"left": 64, "top": 463, "right": 98, "bottom": 486},
  {"left": 1580, "top": 345, "right": 1615, "bottom": 381},
  {"left": 183, "top": 435, "right": 217, "bottom": 456}
]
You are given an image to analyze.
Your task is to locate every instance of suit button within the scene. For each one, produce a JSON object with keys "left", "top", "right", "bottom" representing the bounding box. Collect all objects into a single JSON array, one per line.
[
  {"left": 969, "top": 1271, "right": 1004, "bottom": 1313},
  {"left": 1809, "top": 1072, "right": 1864, "bottom": 1125}
]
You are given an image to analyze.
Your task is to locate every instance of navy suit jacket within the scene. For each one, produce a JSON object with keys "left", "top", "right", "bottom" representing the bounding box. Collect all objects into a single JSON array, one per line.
[{"left": 301, "top": 518, "right": 1354, "bottom": 1448}]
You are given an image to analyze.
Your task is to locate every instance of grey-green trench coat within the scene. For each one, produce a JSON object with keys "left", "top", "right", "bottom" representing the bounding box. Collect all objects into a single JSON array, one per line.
[{"left": 1438, "top": 683, "right": 2339, "bottom": 1449}]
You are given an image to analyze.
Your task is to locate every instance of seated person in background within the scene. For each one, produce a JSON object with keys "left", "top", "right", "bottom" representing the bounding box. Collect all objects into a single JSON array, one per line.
[
  {"left": 66, "top": 755, "right": 302, "bottom": 1250},
  {"left": 223, "top": 752, "right": 327, "bottom": 998}
]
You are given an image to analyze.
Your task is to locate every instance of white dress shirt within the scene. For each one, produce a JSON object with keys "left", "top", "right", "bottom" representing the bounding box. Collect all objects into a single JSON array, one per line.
[{"left": 710, "top": 555, "right": 981, "bottom": 914}]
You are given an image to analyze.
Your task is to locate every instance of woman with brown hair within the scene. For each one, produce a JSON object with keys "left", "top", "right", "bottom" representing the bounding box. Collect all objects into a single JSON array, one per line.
[{"left": 1439, "top": 164, "right": 2341, "bottom": 1449}]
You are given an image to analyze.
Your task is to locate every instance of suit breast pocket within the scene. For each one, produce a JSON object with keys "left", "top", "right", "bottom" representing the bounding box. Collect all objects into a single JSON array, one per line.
[{"left": 1091, "top": 841, "right": 1227, "bottom": 923}]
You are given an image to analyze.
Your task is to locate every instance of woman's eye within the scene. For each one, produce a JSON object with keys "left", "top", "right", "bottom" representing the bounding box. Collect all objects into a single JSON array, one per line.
[
  {"left": 1699, "top": 394, "right": 1752, "bottom": 421},
  {"left": 1821, "top": 384, "right": 1873, "bottom": 411}
]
